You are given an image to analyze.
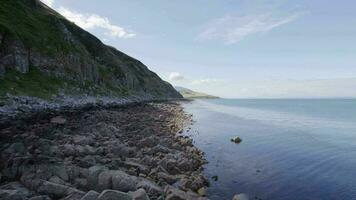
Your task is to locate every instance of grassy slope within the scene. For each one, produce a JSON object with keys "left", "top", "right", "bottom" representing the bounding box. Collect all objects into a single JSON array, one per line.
[{"left": 0, "top": 0, "right": 179, "bottom": 100}]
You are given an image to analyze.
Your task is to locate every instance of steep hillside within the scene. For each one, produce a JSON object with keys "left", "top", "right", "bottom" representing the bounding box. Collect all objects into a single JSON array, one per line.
[
  {"left": 175, "top": 86, "right": 219, "bottom": 99},
  {"left": 0, "top": 0, "right": 182, "bottom": 100}
]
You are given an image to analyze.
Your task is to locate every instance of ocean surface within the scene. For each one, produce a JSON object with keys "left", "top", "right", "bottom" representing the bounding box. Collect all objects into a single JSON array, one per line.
[{"left": 182, "top": 99, "right": 356, "bottom": 200}]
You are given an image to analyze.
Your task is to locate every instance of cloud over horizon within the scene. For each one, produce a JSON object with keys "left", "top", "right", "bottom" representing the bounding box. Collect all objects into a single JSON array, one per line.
[{"left": 198, "top": 12, "right": 305, "bottom": 44}]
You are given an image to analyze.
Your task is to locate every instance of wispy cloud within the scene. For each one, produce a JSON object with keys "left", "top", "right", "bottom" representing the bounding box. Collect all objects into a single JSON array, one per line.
[
  {"left": 58, "top": 7, "right": 136, "bottom": 39},
  {"left": 168, "top": 72, "right": 185, "bottom": 81},
  {"left": 198, "top": 12, "right": 306, "bottom": 44},
  {"left": 192, "top": 78, "right": 220, "bottom": 85},
  {"left": 40, "top": 0, "right": 54, "bottom": 8}
]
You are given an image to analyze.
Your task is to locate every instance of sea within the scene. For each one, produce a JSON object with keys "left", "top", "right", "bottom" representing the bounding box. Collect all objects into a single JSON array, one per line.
[{"left": 182, "top": 98, "right": 356, "bottom": 200}]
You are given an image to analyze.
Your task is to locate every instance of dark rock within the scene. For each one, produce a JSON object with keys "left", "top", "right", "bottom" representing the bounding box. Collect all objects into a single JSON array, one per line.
[{"left": 230, "top": 136, "right": 242, "bottom": 144}]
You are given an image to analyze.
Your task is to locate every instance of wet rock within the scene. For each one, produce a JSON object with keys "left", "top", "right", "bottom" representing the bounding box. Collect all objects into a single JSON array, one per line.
[
  {"left": 230, "top": 136, "right": 242, "bottom": 144},
  {"left": 80, "top": 190, "right": 99, "bottom": 200},
  {"left": 97, "top": 189, "right": 132, "bottom": 200}
]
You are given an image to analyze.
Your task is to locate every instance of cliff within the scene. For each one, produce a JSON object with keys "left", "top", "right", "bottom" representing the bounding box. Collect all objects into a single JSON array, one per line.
[
  {"left": 0, "top": 0, "right": 182, "bottom": 101},
  {"left": 175, "top": 87, "right": 219, "bottom": 99}
]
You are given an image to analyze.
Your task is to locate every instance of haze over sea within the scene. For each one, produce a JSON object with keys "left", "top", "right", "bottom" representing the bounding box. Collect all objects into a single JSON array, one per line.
[{"left": 183, "top": 98, "right": 356, "bottom": 200}]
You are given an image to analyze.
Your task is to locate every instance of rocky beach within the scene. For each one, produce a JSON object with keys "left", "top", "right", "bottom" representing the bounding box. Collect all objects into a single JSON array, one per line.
[{"left": 0, "top": 102, "right": 209, "bottom": 200}]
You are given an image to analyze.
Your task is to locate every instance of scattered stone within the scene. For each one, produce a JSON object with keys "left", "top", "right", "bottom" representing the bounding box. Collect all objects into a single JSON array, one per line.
[{"left": 0, "top": 103, "right": 208, "bottom": 199}]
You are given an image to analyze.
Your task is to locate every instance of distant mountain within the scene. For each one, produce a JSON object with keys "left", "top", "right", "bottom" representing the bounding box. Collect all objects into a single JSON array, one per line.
[
  {"left": 0, "top": 0, "right": 182, "bottom": 100},
  {"left": 175, "top": 86, "right": 219, "bottom": 99}
]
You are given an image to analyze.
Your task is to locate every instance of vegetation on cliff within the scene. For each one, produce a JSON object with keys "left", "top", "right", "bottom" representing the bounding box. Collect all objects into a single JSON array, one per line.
[{"left": 0, "top": 0, "right": 181, "bottom": 100}]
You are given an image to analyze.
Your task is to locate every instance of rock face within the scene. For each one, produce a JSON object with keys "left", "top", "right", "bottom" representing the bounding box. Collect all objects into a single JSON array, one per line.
[{"left": 0, "top": 0, "right": 182, "bottom": 100}]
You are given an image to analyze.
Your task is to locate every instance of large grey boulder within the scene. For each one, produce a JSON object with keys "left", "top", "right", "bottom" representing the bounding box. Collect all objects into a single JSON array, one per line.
[
  {"left": 97, "top": 190, "right": 132, "bottom": 200},
  {"left": 88, "top": 166, "right": 109, "bottom": 190},
  {"left": 111, "top": 171, "right": 137, "bottom": 192}
]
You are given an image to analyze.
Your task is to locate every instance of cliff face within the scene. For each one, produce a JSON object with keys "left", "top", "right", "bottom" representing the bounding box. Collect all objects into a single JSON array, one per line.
[{"left": 0, "top": 0, "right": 182, "bottom": 99}]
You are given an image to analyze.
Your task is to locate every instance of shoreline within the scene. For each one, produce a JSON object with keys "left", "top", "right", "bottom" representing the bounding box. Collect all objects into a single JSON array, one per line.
[{"left": 0, "top": 101, "right": 209, "bottom": 200}]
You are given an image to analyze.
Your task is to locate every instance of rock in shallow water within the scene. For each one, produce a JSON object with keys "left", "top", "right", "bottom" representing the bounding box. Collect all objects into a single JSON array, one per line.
[{"left": 230, "top": 136, "right": 242, "bottom": 144}]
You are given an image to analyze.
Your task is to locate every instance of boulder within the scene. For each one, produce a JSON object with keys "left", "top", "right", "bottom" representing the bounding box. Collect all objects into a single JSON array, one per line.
[
  {"left": 130, "top": 188, "right": 150, "bottom": 200},
  {"left": 97, "top": 190, "right": 132, "bottom": 200},
  {"left": 136, "top": 178, "right": 163, "bottom": 197},
  {"left": 232, "top": 193, "right": 249, "bottom": 200},
  {"left": 97, "top": 171, "right": 113, "bottom": 191},
  {"left": 111, "top": 171, "right": 137, "bottom": 192},
  {"left": 88, "top": 166, "right": 109, "bottom": 190}
]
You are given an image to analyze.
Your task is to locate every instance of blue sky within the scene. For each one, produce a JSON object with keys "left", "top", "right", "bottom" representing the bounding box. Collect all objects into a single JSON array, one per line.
[{"left": 41, "top": 0, "right": 356, "bottom": 98}]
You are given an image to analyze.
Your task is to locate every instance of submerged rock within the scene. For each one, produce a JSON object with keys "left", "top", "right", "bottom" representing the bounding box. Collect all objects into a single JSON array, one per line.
[{"left": 230, "top": 136, "right": 242, "bottom": 144}]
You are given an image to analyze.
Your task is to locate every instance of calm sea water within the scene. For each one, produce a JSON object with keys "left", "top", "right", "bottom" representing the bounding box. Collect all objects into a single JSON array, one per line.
[{"left": 182, "top": 99, "right": 356, "bottom": 200}]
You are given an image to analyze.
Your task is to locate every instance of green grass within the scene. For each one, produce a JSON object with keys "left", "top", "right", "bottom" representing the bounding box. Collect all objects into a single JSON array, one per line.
[
  {"left": 0, "top": 0, "right": 82, "bottom": 56},
  {"left": 0, "top": 66, "right": 131, "bottom": 100},
  {"left": 0, "top": 66, "right": 63, "bottom": 99}
]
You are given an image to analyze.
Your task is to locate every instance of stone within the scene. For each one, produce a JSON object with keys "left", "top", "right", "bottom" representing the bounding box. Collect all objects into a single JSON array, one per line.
[
  {"left": 50, "top": 116, "right": 66, "bottom": 124},
  {"left": 136, "top": 178, "right": 163, "bottom": 197},
  {"left": 111, "top": 171, "right": 137, "bottom": 192},
  {"left": 97, "top": 171, "right": 113, "bottom": 192},
  {"left": 230, "top": 136, "right": 242, "bottom": 144},
  {"left": 88, "top": 166, "right": 109, "bottom": 190},
  {"left": 130, "top": 188, "right": 149, "bottom": 200},
  {"left": 157, "top": 172, "right": 177, "bottom": 184},
  {"left": 0, "top": 182, "right": 31, "bottom": 200},
  {"left": 197, "top": 188, "right": 207, "bottom": 197},
  {"left": 3, "top": 142, "right": 27, "bottom": 155},
  {"left": 36, "top": 180, "right": 85, "bottom": 199},
  {"left": 97, "top": 190, "right": 132, "bottom": 200},
  {"left": 48, "top": 176, "right": 66, "bottom": 185},
  {"left": 80, "top": 190, "right": 99, "bottom": 200},
  {"left": 73, "top": 135, "right": 94, "bottom": 145}
]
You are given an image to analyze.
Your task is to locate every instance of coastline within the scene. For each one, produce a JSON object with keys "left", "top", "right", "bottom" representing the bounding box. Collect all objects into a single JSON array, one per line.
[{"left": 0, "top": 101, "right": 209, "bottom": 199}]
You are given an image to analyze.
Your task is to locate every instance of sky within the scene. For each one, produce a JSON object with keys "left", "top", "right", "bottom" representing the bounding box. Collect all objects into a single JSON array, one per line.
[{"left": 40, "top": 0, "right": 356, "bottom": 98}]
